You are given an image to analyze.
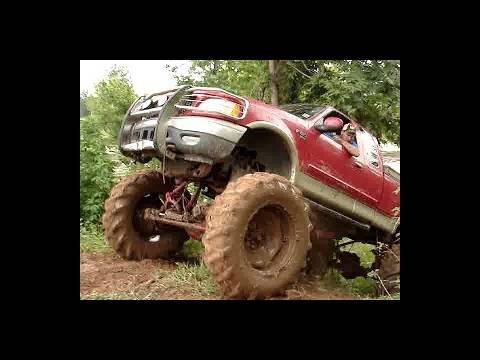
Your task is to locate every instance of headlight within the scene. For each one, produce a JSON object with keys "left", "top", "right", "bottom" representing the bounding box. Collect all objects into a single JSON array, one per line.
[{"left": 197, "top": 98, "right": 241, "bottom": 118}]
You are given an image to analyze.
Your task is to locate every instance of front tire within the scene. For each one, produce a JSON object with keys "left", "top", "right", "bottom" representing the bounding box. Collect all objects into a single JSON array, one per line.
[
  {"left": 202, "top": 173, "right": 312, "bottom": 299},
  {"left": 102, "top": 170, "right": 188, "bottom": 260}
]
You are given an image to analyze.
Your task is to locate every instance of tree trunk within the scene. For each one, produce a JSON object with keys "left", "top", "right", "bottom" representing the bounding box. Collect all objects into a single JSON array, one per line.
[
  {"left": 212, "top": 60, "right": 219, "bottom": 74},
  {"left": 268, "top": 60, "right": 279, "bottom": 106}
]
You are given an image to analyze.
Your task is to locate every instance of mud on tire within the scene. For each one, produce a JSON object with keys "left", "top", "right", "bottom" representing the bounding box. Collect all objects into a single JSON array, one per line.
[
  {"left": 102, "top": 170, "right": 188, "bottom": 260},
  {"left": 202, "top": 172, "right": 312, "bottom": 299}
]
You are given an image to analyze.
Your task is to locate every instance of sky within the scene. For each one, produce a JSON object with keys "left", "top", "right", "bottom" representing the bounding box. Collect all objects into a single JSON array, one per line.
[{"left": 80, "top": 60, "right": 192, "bottom": 96}]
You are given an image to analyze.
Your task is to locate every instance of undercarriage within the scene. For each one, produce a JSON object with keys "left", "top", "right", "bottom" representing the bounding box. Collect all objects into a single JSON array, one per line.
[{"left": 130, "top": 146, "right": 395, "bottom": 286}]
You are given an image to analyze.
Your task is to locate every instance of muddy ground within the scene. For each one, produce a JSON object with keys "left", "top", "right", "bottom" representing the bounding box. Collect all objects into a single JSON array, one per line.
[{"left": 80, "top": 252, "right": 358, "bottom": 300}]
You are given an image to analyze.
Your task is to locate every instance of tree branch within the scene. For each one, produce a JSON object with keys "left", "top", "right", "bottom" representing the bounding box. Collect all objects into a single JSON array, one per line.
[
  {"left": 260, "top": 85, "right": 267, "bottom": 101},
  {"left": 301, "top": 60, "right": 316, "bottom": 75},
  {"left": 286, "top": 61, "right": 312, "bottom": 79}
]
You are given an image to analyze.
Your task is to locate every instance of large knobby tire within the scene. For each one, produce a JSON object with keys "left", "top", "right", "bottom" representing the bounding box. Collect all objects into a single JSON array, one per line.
[
  {"left": 102, "top": 170, "right": 188, "bottom": 260},
  {"left": 203, "top": 172, "right": 312, "bottom": 299},
  {"left": 377, "top": 235, "right": 400, "bottom": 295}
]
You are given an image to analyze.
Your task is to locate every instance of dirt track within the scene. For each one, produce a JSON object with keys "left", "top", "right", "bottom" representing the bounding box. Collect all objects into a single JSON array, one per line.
[{"left": 80, "top": 252, "right": 357, "bottom": 300}]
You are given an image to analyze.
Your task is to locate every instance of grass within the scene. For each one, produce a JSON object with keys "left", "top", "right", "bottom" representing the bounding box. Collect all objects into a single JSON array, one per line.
[
  {"left": 80, "top": 221, "right": 110, "bottom": 253},
  {"left": 167, "top": 262, "right": 219, "bottom": 296},
  {"left": 81, "top": 291, "right": 134, "bottom": 300}
]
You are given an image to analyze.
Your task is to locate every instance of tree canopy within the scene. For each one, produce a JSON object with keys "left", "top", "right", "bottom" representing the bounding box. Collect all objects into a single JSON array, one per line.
[{"left": 80, "top": 91, "right": 90, "bottom": 117}]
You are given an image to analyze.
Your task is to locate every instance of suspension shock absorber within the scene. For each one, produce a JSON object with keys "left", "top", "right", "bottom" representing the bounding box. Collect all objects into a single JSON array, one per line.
[
  {"left": 186, "top": 183, "right": 204, "bottom": 212},
  {"left": 165, "top": 180, "right": 188, "bottom": 211}
]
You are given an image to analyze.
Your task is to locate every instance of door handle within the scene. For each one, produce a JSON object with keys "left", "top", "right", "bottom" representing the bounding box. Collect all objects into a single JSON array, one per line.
[{"left": 353, "top": 160, "right": 363, "bottom": 168}]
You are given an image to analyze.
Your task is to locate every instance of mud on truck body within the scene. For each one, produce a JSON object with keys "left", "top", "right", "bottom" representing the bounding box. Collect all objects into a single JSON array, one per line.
[{"left": 103, "top": 85, "right": 400, "bottom": 299}]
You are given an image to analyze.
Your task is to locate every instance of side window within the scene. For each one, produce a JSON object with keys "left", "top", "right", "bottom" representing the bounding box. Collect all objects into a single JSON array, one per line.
[
  {"left": 324, "top": 126, "right": 358, "bottom": 147},
  {"left": 362, "top": 133, "right": 380, "bottom": 168},
  {"left": 316, "top": 117, "right": 337, "bottom": 140},
  {"left": 323, "top": 131, "right": 336, "bottom": 140},
  {"left": 318, "top": 113, "right": 358, "bottom": 147}
]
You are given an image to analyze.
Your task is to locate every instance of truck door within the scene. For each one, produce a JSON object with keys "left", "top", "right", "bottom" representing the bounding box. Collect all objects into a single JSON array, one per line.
[{"left": 303, "top": 120, "right": 382, "bottom": 207}]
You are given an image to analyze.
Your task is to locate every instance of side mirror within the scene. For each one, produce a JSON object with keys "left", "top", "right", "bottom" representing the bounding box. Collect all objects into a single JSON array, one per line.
[{"left": 314, "top": 120, "right": 343, "bottom": 133}]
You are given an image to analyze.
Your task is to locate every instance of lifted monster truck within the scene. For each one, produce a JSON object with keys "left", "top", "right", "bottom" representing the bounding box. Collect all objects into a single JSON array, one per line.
[{"left": 102, "top": 85, "right": 400, "bottom": 299}]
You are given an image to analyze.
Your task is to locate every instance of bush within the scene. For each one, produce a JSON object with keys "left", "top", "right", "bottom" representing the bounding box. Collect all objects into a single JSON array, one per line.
[
  {"left": 324, "top": 240, "right": 384, "bottom": 298},
  {"left": 80, "top": 220, "right": 110, "bottom": 253},
  {"left": 80, "top": 67, "right": 137, "bottom": 224},
  {"left": 181, "top": 238, "right": 204, "bottom": 262}
]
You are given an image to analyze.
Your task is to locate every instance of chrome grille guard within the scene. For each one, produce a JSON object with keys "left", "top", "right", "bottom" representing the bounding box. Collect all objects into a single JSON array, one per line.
[{"left": 118, "top": 85, "right": 250, "bottom": 160}]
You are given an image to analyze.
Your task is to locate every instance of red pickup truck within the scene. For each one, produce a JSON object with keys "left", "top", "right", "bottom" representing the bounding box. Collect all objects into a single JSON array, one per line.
[{"left": 103, "top": 85, "right": 400, "bottom": 299}]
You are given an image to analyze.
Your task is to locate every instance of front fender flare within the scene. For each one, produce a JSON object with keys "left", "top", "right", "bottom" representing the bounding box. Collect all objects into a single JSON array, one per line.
[{"left": 244, "top": 121, "right": 299, "bottom": 182}]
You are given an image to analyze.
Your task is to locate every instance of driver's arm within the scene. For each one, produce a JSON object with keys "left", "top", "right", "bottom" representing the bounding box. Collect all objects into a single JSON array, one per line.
[
  {"left": 333, "top": 136, "right": 360, "bottom": 157},
  {"left": 341, "top": 140, "right": 360, "bottom": 157}
]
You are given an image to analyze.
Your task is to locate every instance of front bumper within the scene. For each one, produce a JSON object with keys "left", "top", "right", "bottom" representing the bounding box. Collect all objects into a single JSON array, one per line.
[
  {"left": 118, "top": 86, "right": 248, "bottom": 163},
  {"left": 164, "top": 116, "right": 246, "bottom": 163}
]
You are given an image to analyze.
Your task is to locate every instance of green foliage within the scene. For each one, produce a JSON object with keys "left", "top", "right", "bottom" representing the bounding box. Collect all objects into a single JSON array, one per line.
[
  {"left": 323, "top": 268, "right": 378, "bottom": 298},
  {"left": 181, "top": 238, "right": 204, "bottom": 262},
  {"left": 339, "top": 239, "right": 376, "bottom": 268},
  {"left": 324, "top": 241, "right": 380, "bottom": 298},
  {"left": 80, "top": 116, "right": 117, "bottom": 223},
  {"left": 84, "top": 66, "right": 137, "bottom": 132},
  {"left": 80, "top": 66, "right": 137, "bottom": 223},
  {"left": 168, "top": 60, "right": 400, "bottom": 144},
  {"left": 170, "top": 60, "right": 271, "bottom": 101},
  {"left": 296, "top": 60, "right": 400, "bottom": 144},
  {"left": 80, "top": 220, "right": 110, "bottom": 253},
  {"left": 80, "top": 91, "right": 90, "bottom": 117}
]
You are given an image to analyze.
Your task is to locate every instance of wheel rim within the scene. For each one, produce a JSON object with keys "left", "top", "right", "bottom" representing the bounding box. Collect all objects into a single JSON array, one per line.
[
  {"left": 243, "top": 204, "right": 294, "bottom": 273},
  {"left": 133, "top": 193, "right": 168, "bottom": 242}
]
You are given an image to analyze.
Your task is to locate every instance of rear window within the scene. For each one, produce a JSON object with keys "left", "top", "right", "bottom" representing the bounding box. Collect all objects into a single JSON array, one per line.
[{"left": 279, "top": 104, "right": 325, "bottom": 119}]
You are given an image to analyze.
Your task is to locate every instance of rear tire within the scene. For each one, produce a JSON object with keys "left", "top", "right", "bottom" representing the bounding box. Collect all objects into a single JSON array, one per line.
[
  {"left": 203, "top": 172, "right": 312, "bottom": 299},
  {"left": 102, "top": 170, "right": 188, "bottom": 260}
]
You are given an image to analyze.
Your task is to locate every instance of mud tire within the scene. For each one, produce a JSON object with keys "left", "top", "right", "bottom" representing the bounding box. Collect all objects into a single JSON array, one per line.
[
  {"left": 203, "top": 172, "right": 312, "bottom": 299},
  {"left": 102, "top": 170, "right": 188, "bottom": 260}
]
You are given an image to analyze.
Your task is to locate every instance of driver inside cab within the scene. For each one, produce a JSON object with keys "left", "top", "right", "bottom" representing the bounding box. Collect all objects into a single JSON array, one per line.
[
  {"left": 323, "top": 117, "right": 360, "bottom": 157},
  {"left": 333, "top": 123, "right": 359, "bottom": 157}
]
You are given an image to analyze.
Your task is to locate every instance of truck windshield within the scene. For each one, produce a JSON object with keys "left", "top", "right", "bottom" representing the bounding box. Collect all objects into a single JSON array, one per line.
[{"left": 279, "top": 104, "right": 325, "bottom": 120}]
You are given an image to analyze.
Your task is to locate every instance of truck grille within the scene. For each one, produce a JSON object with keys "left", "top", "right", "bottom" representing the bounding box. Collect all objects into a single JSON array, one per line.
[{"left": 174, "top": 87, "right": 249, "bottom": 120}]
